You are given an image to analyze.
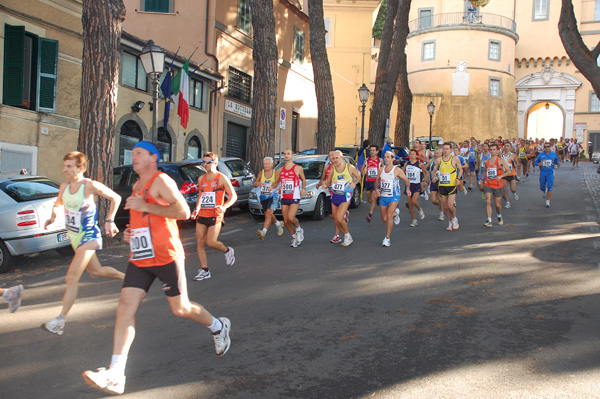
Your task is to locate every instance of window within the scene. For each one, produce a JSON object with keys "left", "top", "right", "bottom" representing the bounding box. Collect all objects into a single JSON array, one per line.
[
  {"left": 119, "top": 120, "right": 143, "bottom": 165},
  {"left": 189, "top": 79, "right": 203, "bottom": 109},
  {"left": 294, "top": 28, "right": 305, "bottom": 64},
  {"left": 141, "top": 0, "right": 172, "bottom": 13},
  {"left": 228, "top": 66, "right": 252, "bottom": 103},
  {"left": 489, "top": 78, "right": 501, "bottom": 97},
  {"left": 419, "top": 9, "right": 433, "bottom": 29},
  {"left": 3, "top": 24, "right": 58, "bottom": 113},
  {"left": 186, "top": 136, "right": 201, "bottom": 159},
  {"left": 121, "top": 52, "right": 147, "bottom": 91},
  {"left": 324, "top": 18, "right": 332, "bottom": 47},
  {"left": 421, "top": 40, "right": 435, "bottom": 61},
  {"left": 157, "top": 128, "right": 172, "bottom": 162},
  {"left": 590, "top": 92, "right": 600, "bottom": 112},
  {"left": 595, "top": 0, "right": 600, "bottom": 21},
  {"left": 488, "top": 40, "right": 501, "bottom": 61},
  {"left": 238, "top": 0, "right": 252, "bottom": 35},
  {"left": 533, "top": 0, "right": 549, "bottom": 20}
]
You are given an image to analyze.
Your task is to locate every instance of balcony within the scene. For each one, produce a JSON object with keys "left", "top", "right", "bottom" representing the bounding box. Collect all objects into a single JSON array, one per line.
[{"left": 408, "top": 12, "right": 517, "bottom": 37}]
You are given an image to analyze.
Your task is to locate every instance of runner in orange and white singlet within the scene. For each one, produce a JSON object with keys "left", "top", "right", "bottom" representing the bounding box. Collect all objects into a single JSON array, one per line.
[
  {"left": 483, "top": 143, "right": 511, "bottom": 227},
  {"left": 191, "top": 152, "right": 237, "bottom": 281},
  {"left": 361, "top": 145, "right": 382, "bottom": 223},
  {"left": 82, "top": 142, "right": 232, "bottom": 395},
  {"left": 501, "top": 142, "right": 519, "bottom": 209}
]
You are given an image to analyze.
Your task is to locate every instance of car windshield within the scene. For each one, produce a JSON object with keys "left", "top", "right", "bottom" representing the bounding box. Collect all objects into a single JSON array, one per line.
[
  {"left": 0, "top": 178, "right": 60, "bottom": 202},
  {"left": 295, "top": 160, "right": 326, "bottom": 180},
  {"left": 224, "top": 160, "right": 253, "bottom": 177},
  {"left": 179, "top": 164, "right": 205, "bottom": 181}
]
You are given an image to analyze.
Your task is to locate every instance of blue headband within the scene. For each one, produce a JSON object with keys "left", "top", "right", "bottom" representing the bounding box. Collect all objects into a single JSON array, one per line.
[{"left": 133, "top": 141, "right": 160, "bottom": 163}]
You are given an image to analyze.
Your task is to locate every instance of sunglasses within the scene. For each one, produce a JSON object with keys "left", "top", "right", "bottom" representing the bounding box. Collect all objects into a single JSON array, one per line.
[{"left": 204, "top": 160, "right": 215, "bottom": 164}]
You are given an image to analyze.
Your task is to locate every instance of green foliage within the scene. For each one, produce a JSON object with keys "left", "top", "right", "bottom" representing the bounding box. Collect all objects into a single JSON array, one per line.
[{"left": 372, "top": 0, "right": 387, "bottom": 40}]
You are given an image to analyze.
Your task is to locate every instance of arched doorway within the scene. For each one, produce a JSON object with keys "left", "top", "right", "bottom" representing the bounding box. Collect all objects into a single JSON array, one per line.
[
  {"left": 526, "top": 102, "right": 564, "bottom": 140},
  {"left": 186, "top": 135, "right": 202, "bottom": 159},
  {"left": 119, "top": 120, "right": 143, "bottom": 165},
  {"left": 157, "top": 127, "right": 172, "bottom": 162}
]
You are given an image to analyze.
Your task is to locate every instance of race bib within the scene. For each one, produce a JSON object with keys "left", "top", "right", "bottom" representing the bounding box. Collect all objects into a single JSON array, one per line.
[
  {"left": 200, "top": 192, "right": 216, "bottom": 209},
  {"left": 507, "top": 163, "right": 513, "bottom": 171},
  {"left": 406, "top": 167, "right": 420, "bottom": 184},
  {"left": 332, "top": 180, "right": 346, "bottom": 194},
  {"left": 542, "top": 159, "right": 552, "bottom": 168},
  {"left": 440, "top": 173, "right": 451, "bottom": 185},
  {"left": 380, "top": 180, "right": 392, "bottom": 196},
  {"left": 487, "top": 167, "right": 497, "bottom": 178},
  {"left": 519, "top": 152, "right": 526, "bottom": 158},
  {"left": 367, "top": 168, "right": 378, "bottom": 178},
  {"left": 130, "top": 227, "right": 155, "bottom": 260},
  {"left": 468, "top": 151, "right": 476, "bottom": 160},
  {"left": 64, "top": 210, "right": 81, "bottom": 233},
  {"left": 282, "top": 179, "right": 294, "bottom": 194},
  {"left": 260, "top": 182, "right": 271, "bottom": 195}
]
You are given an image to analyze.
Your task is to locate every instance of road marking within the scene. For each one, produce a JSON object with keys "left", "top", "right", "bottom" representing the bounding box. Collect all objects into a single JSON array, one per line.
[
  {"left": 27, "top": 277, "right": 65, "bottom": 288},
  {"left": 221, "top": 228, "right": 242, "bottom": 236}
]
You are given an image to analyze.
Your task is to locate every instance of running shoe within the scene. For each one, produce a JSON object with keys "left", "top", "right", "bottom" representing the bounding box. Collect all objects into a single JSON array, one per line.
[
  {"left": 452, "top": 219, "right": 459, "bottom": 230},
  {"left": 224, "top": 247, "right": 235, "bottom": 266},
  {"left": 295, "top": 228, "right": 304, "bottom": 244},
  {"left": 393, "top": 208, "right": 400, "bottom": 225},
  {"left": 330, "top": 234, "right": 342, "bottom": 244},
  {"left": 366, "top": 214, "right": 372, "bottom": 223},
  {"left": 515, "top": 176, "right": 521, "bottom": 182},
  {"left": 6, "top": 284, "right": 23, "bottom": 313},
  {"left": 382, "top": 237, "right": 391, "bottom": 247},
  {"left": 277, "top": 222, "right": 285, "bottom": 236},
  {"left": 438, "top": 212, "right": 445, "bottom": 221},
  {"left": 194, "top": 269, "right": 211, "bottom": 281},
  {"left": 343, "top": 211, "right": 349, "bottom": 224},
  {"left": 423, "top": 191, "right": 429, "bottom": 201},
  {"left": 291, "top": 235, "right": 299, "bottom": 248},
  {"left": 463, "top": 189, "right": 468, "bottom": 196},
  {"left": 410, "top": 219, "right": 418, "bottom": 227},
  {"left": 213, "top": 317, "right": 231, "bottom": 356},
  {"left": 256, "top": 230, "right": 265, "bottom": 240},
  {"left": 543, "top": 189, "right": 547, "bottom": 198},
  {"left": 468, "top": 184, "right": 473, "bottom": 190},
  {"left": 481, "top": 193, "right": 486, "bottom": 200},
  {"left": 513, "top": 193, "right": 519, "bottom": 201},
  {"left": 341, "top": 234, "right": 353, "bottom": 247},
  {"left": 418, "top": 208, "right": 425, "bottom": 220},
  {"left": 446, "top": 223, "right": 453, "bottom": 231},
  {"left": 546, "top": 200, "right": 550, "bottom": 208},
  {"left": 484, "top": 220, "right": 492, "bottom": 227},
  {"left": 498, "top": 217, "right": 504, "bottom": 225},
  {"left": 504, "top": 202, "right": 511, "bottom": 209},
  {"left": 42, "top": 316, "right": 65, "bottom": 335},
  {"left": 82, "top": 367, "right": 126, "bottom": 395}
]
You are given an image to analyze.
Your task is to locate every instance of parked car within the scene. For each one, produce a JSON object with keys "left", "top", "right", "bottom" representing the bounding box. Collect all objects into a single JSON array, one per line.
[
  {"left": 334, "top": 145, "right": 361, "bottom": 159},
  {"left": 248, "top": 154, "right": 361, "bottom": 220},
  {"left": 112, "top": 161, "right": 206, "bottom": 223},
  {"left": 592, "top": 152, "right": 600, "bottom": 164},
  {"left": 297, "top": 147, "right": 317, "bottom": 155},
  {"left": 0, "top": 175, "right": 71, "bottom": 273},
  {"left": 410, "top": 136, "right": 444, "bottom": 149},
  {"left": 187, "top": 157, "right": 255, "bottom": 210}
]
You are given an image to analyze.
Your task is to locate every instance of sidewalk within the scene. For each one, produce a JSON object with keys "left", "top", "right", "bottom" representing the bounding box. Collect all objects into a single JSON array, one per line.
[{"left": 582, "top": 161, "right": 600, "bottom": 221}]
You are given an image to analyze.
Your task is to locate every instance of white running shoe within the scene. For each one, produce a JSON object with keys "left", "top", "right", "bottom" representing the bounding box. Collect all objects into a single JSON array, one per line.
[
  {"left": 42, "top": 316, "right": 65, "bottom": 336},
  {"left": 82, "top": 367, "right": 126, "bottom": 395},
  {"left": 277, "top": 222, "right": 284, "bottom": 236},
  {"left": 452, "top": 219, "right": 459, "bottom": 230},
  {"left": 330, "top": 234, "right": 342, "bottom": 244},
  {"left": 213, "top": 317, "right": 231, "bottom": 356},
  {"left": 438, "top": 212, "right": 445, "bottom": 221},
  {"left": 393, "top": 208, "right": 400, "bottom": 225},
  {"left": 504, "top": 202, "right": 511, "bottom": 209},
  {"left": 498, "top": 217, "right": 504, "bottom": 225},
  {"left": 423, "top": 191, "right": 429, "bottom": 201},
  {"left": 194, "top": 269, "right": 211, "bottom": 281},
  {"left": 543, "top": 189, "right": 547, "bottom": 198},
  {"left": 224, "top": 247, "right": 235, "bottom": 266},
  {"left": 546, "top": 200, "right": 550, "bottom": 208},
  {"left": 513, "top": 193, "right": 519, "bottom": 201},
  {"left": 382, "top": 237, "right": 391, "bottom": 247},
  {"left": 295, "top": 228, "right": 304, "bottom": 244},
  {"left": 463, "top": 189, "right": 468, "bottom": 196},
  {"left": 410, "top": 219, "right": 418, "bottom": 227},
  {"left": 418, "top": 208, "right": 425, "bottom": 220},
  {"left": 291, "top": 235, "right": 299, "bottom": 248},
  {"left": 341, "top": 234, "right": 353, "bottom": 247},
  {"left": 256, "top": 230, "right": 265, "bottom": 240},
  {"left": 6, "top": 285, "right": 23, "bottom": 313}
]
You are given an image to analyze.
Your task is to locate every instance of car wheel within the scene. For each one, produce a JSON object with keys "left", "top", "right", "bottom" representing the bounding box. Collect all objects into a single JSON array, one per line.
[
  {"left": 349, "top": 185, "right": 361, "bottom": 209},
  {"left": 0, "top": 240, "right": 15, "bottom": 274},
  {"left": 311, "top": 194, "right": 326, "bottom": 220},
  {"left": 56, "top": 245, "right": 74, "bottom": 257}
]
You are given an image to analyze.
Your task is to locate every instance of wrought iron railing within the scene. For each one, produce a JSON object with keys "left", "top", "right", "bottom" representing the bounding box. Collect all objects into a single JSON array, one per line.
[{"left": 408, "top": 12, "right": 517, "bottom": 34}]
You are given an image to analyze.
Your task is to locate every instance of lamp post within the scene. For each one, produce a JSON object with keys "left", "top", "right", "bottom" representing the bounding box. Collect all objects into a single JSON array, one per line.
[
  {"left": 139, "top": 40, "right": 166, "bottom": 146},
  {"left": 427, "top": 101, "right": 436, "bottom": 150},
  {"left": 358, "top": 83, "right": 370, "bottom": 146}
]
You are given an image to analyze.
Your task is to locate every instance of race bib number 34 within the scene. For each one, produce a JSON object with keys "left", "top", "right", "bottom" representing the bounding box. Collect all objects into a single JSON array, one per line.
[
  {"left": 64, "top": 210, "right": 81, "bottom": 233},
  {"left": 130, "top": 227, "right": 155, "bottom": 260}
]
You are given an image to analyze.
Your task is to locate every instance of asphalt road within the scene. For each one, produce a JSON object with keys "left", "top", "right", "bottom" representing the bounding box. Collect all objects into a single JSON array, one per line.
[{"left": 2, "top": 162, "right": 600, "bottom": 399}]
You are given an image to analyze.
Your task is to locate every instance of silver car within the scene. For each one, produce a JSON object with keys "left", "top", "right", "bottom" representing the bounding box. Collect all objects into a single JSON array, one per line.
[
  {"left": 0, "top": 175, "right": 70, "bottom": 273},
  {"left": 248, "top": 154, "right": 361, "bottom": 220}
]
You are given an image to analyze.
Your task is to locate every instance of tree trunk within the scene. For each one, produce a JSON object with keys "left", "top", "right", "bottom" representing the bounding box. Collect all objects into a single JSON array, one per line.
[
  {"left": 394, "top": 49, "right": 412, "bottom": 147},
  {"left": 248, "top": 0, "right": 278, "bottom": 175},
  {"left": 308, "top": 0, "right": 336, "bottom": 153},
  {"left": 368, "top": 0, "right": 411, "bottom": 147},
  {"left": 558, "top": 0, "right": 600, "bottom": 97},
  {"left": 78, "top": 0, "right": 125, "bottom": 244}
]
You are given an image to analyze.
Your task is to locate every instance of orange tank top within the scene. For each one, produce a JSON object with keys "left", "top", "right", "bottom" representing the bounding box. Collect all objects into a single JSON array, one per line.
[
  {"left": 129, "top": 172, "right": 184, "bottom": 267},
  {"left": 484, "top": 157, "right": 504, "bottom": 189},
  {"left": 197, "top": 172, "right": 226, "bottom": 218}
]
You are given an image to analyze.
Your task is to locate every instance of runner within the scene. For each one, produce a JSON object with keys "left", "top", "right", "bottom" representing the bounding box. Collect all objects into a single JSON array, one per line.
[
  {"left": 557, "top": 138, "right": 565, "bottom": 163},
  {"left": 254, "top": 156, "right": 284, "bottom": 241},
  {"left": 432, "top": 143, "right": 463, "bottom": 231},
  {"left": 376, "top": 151, "right": 411, "bottom": 246},
  {"left": 361, "top": 145, "right": 383, "bottom": 223},
  {"left": 467, "top": 138, "right": 478, "bottom": 189},
  {"left": 569, "top": 139, "right": 581, "bottom": 168},
  {"left": 272, "top": 148, "right": 307, "bottom": 248},
  {"left": 534, "top": 142, "right": 561, "bottom": 207},
  {"left": 483, "top": 144, "right": 511, "bottom": 226},
  {"left": 427, "top": 148, "right": 445, "bottom": 221},
  {"left": 324, "top": 150, "right": 361, "bottom": 246},
  {"left": 43, "top": 151, "right": 124, "bottom": 335},
  {"left": 1, "top": 285, "right": 23, "bottom": 313},
  {"left": 477, "top": 143, "right": 491, "bottom": 200},
  {"left": 528, "top": 140, "right": 538, "bottom": 175},
  {"left": 403, "top": 149, "right": 429, "bottom": 227},
  {"left": 453, "top": 146, "right": 469, "bottom": 196},
  {"left": 501, "top": 143, "right": 519, "bottom": 209},
  {"left": 192, "top": 152, "right": 237, "bottom": 281},
  {"left": 82, "top": 142, "right": 231, "bottom": 395},
  {"left": 317, "top": 150, "right": 342, "bottom": 243},
  {"left": 517, "top": 139, "right": 529, "bottom": 178}
]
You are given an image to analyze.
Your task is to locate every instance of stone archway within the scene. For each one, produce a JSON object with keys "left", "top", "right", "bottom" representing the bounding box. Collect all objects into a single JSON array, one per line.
[{"left": 516, "top": 65, "right": 582, "bottom": 139}]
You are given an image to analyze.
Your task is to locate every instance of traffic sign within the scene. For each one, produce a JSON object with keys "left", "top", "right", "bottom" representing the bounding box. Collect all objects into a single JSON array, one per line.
[{"left": 280, "top": 107, "right": 286, "bottom": 130}]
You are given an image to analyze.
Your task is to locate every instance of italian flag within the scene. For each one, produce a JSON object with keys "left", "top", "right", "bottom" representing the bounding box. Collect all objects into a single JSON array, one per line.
[{"left": 172, "top": 59, "right": 190, "bottom": 129}]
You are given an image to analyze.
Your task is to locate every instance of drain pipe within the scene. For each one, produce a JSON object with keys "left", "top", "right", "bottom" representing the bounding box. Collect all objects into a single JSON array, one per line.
[{"left": 206, "top": 0, "right": 222, "bottom": 152}]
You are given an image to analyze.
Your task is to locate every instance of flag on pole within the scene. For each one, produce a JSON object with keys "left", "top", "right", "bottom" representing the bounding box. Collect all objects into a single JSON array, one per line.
[
  {"left": 160, "top": 65, "right": 172, "bottom": 130},
  {"left": 176, "top": 59, "right": 190, "bottom": 129}
]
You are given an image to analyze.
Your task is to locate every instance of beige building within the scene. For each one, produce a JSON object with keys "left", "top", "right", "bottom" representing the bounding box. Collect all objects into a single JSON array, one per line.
[{"left": 0, "top": 0, "right": 83, "bottom": 182}]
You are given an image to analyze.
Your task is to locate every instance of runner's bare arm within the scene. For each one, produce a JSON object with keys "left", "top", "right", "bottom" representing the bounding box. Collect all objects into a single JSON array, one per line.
[
  {"left": 431, "top": 159, "right": 440, "bottom": 182},
  {"left": 349, "top": 165, "right": 361, "bottom": 189},
  {"left": 218, "top": 175, "right": 238, "bottom": 213},
  {"left": 395, "top": 167, "right": 412, "bottom": 196},
  {"left": 125, "top": 174, "right": 190, "bottom": 220},
  {"left": 420, "top": 163, "right": 430, "bottom": 182},
  {"left": 296, "top": 165, "right": 307, "bottom": 195},
  {"left": 87, "top": 180, "right": 122, "bottom": 236},
  {"left": 253, "top": 171, "right": 263, "bottom": 187},
  {"left": 45, "top": 182, "right": 67, "bottom": 229}
]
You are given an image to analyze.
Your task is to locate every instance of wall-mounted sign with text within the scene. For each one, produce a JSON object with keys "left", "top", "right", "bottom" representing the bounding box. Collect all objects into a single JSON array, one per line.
[{"left": 225, "top": 99, "right": 252, "bottom": 119}]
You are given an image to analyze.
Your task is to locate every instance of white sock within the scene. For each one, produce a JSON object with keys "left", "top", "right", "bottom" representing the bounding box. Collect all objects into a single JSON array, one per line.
[
  {"left": 261, "top": 228, "right": 267, "bottom": 235},
  {"left": 497, "top": 214, "right": 502, "bottom": 218},
  {"left": 297, "top": 226, "right": 302, "bottom": 232},
  {"left": 110, "top": 354, "right": 127, "bottom": 375},
  {"left": 208, "top": 316, "right": 223, "bottom": 333},
  {"left": 487, "top": 217, "right": 492, "bottom": 222},
  {"left": 345, "top": 233, "right": 351, "bottom": 240},
  {"left": 275, "top": 221, "right": 281, "bottom": 226}
]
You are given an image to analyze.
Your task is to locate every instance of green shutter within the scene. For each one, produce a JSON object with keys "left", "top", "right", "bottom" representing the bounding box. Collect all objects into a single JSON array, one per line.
[
  {"left": 37, "top": 37, "right": 58, "bottom": 113},
  {"left": 2, "top": 24, "right": 25, "bottom": 106},
  {"left": 145, "top": 0, "right": 169, "bottom": 12}
]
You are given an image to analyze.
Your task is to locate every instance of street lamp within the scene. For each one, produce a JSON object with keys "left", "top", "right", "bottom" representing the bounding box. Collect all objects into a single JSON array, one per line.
[
  {"left": 139, "top": 40, "right": 166, "bottom": 146},
  {"left": 427, "top": 101, "right": 436, "bottom": 150},
  {"left": 358, "top": 83, "right": 370, "bottom": 146}
]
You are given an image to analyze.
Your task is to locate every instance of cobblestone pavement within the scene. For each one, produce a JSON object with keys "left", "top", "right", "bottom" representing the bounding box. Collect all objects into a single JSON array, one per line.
[{"left": 582, "top": 161, "right": 600, "bottom": 221}]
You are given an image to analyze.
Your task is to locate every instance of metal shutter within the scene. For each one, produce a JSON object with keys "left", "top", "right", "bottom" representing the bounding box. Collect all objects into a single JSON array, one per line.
[
  {"left": 291, "top": 112, "right": 299, "bottom": 153},
  {"left": 226, "top": 122, "right": 247, "bottom": 160}
]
